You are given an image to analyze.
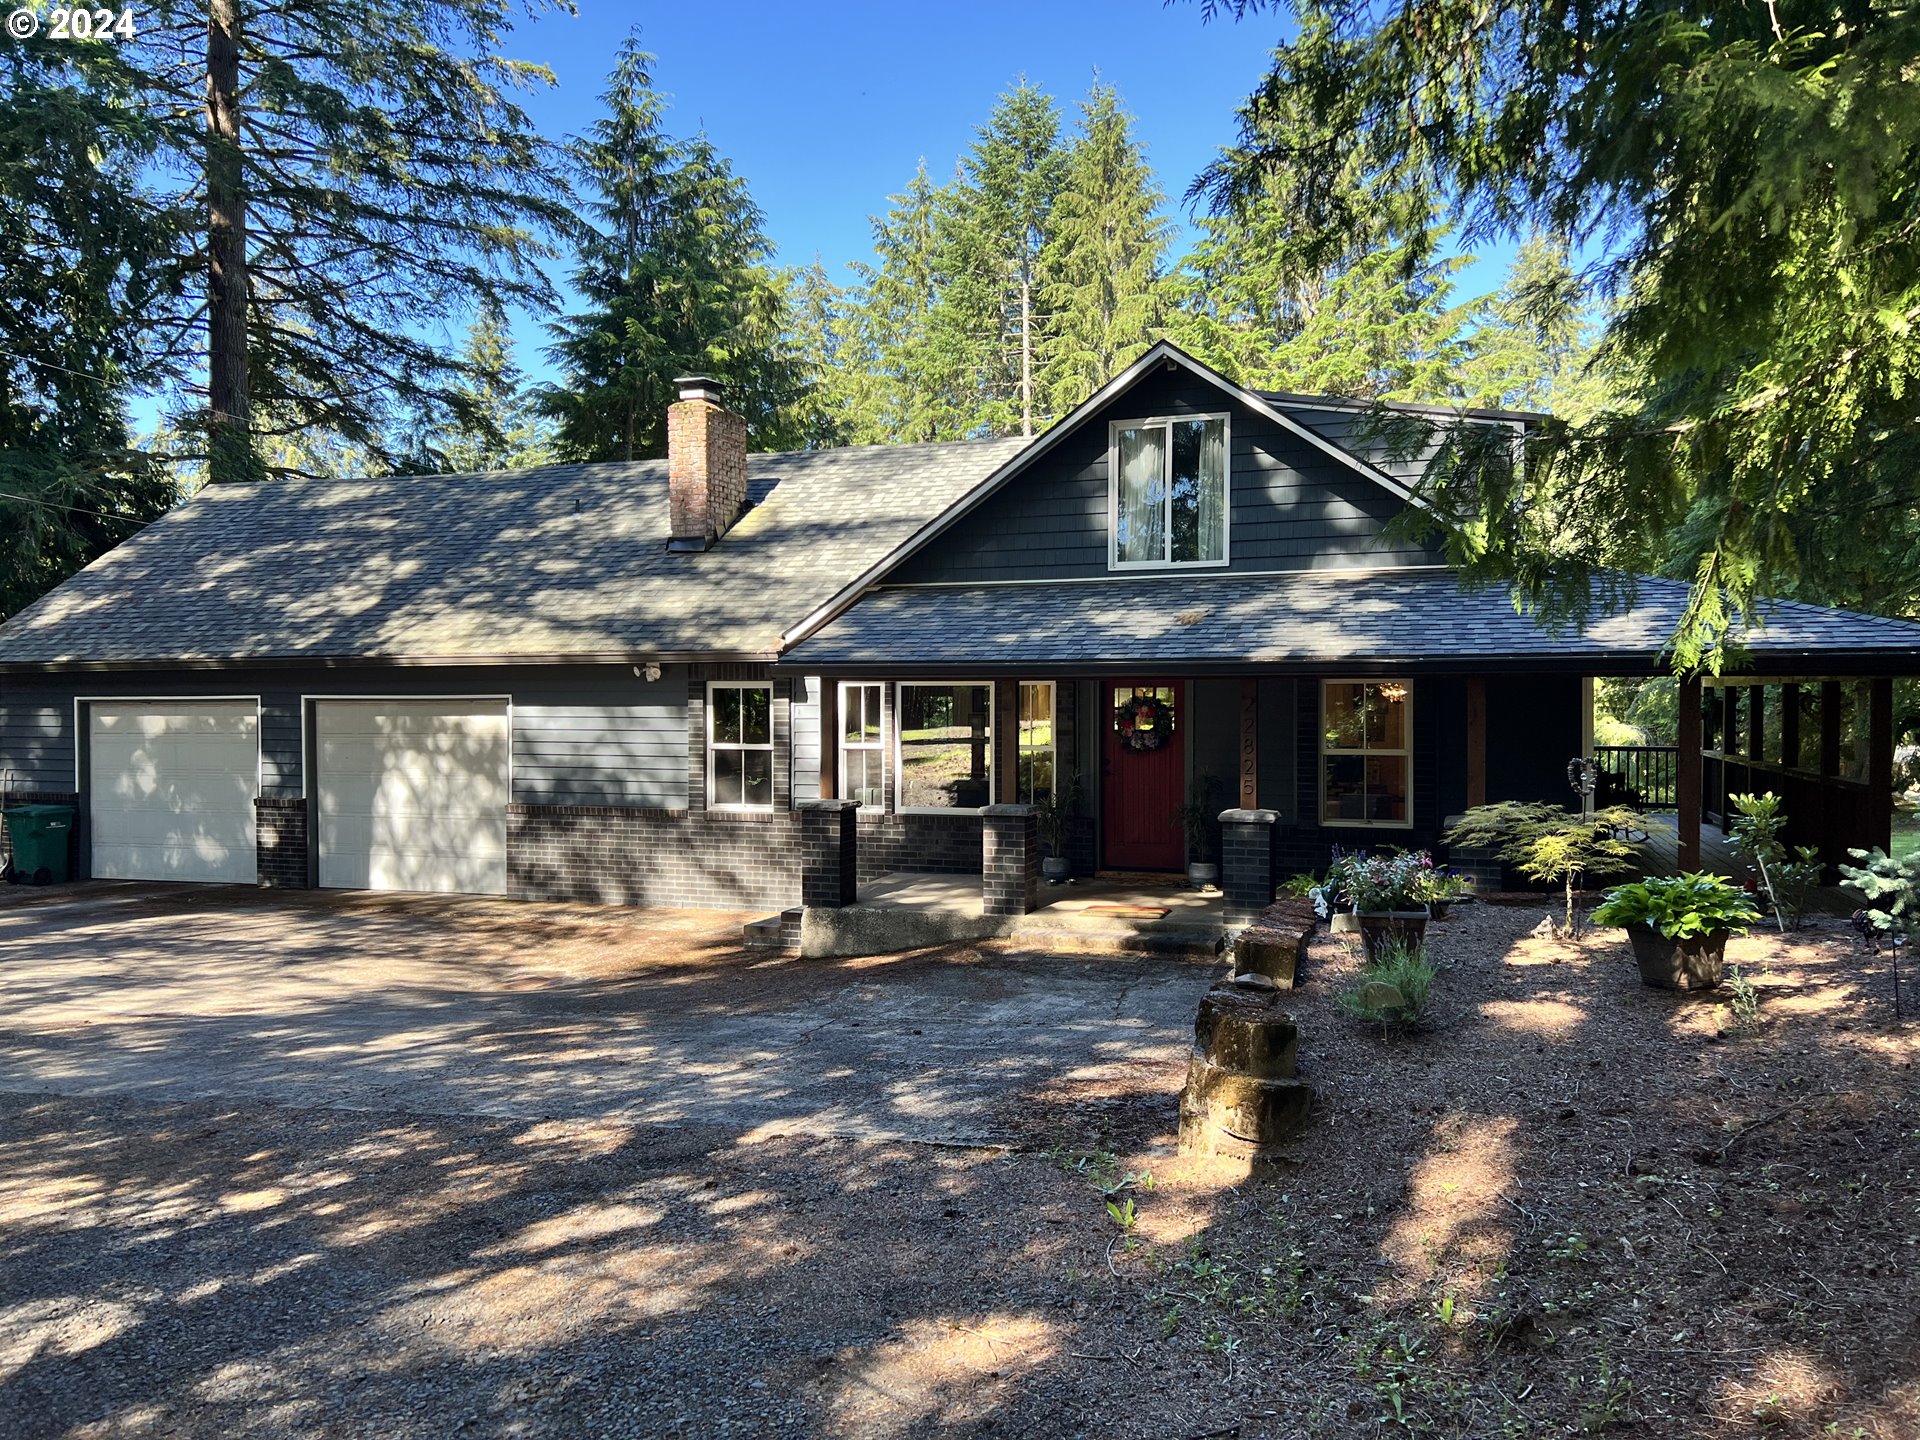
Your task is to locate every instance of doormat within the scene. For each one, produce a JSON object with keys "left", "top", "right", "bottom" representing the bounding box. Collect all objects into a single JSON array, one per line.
[{"left": 1085, "top": 904, "right": 1172, "bottom": 919}]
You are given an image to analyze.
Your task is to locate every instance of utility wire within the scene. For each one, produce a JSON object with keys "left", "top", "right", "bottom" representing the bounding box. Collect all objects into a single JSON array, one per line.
[{"left": 0, "top": 491, "right": 154, "bottom": 526}]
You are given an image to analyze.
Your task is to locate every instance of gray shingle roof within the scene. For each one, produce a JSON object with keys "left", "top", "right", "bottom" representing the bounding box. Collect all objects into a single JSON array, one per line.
[
  {"left": 779, "top": 569, "right": 1920, "bottom": 673},
  {"left": 0, "top": 438, "right": 1028, "bottom": 665}
]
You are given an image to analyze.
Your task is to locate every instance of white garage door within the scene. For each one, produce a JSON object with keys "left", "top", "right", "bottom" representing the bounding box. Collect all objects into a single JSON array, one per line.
[
  {"left": 314, "top": 700, "right": 510, "bottom": 895},
  {"left": 89, "top": 701, "right": 260, "bottom": 884}
]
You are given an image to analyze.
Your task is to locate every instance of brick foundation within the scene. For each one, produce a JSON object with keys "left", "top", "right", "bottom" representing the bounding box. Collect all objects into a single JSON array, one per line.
[
  {"left": 507, "top": 803, "right": 987, "bottom": 911},
  {"left": 255, "top": 796, "right": 309, "bottom": 888}
]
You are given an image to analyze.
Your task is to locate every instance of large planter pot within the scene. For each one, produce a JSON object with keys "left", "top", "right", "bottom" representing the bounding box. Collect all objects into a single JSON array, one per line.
[
  {"left": 1187, "top": 861, "right": 1220, "bottom": 889},
  {"left": 1040, "top": 855, "right": 1071, "bottom": 884},
  {"left": 1624, "top": 922, "right": 1730, "bottom": 991},
  {"left": 1356, "top": 909, "right": 1429, "bottom": 962}
]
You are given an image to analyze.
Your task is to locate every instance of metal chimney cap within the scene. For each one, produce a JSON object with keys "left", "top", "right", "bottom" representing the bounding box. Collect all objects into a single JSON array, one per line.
[{"left": 673, "top": 375, "right": 726, "bottom": 404}]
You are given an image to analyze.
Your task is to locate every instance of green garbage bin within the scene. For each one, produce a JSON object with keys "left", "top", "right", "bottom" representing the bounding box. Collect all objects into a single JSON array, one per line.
[{"left": 4, "top": 803, "right": 75, "bottom": 885}]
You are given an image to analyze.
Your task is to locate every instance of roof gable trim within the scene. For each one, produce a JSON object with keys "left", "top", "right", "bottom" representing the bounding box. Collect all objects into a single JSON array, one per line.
[{"left": 781, "top": 340, "right": 1429, "bottom": 648}]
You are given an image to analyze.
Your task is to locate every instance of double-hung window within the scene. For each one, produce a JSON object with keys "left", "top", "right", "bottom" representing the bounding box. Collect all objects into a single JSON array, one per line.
[
  {"left": 1016, "top": 681, "right": 1055, "bottom": 804},
  {"left": 1110, "top": 414, "right": 1230, "bottom": 568},
  {"left": 708, "top": 682, "right": 773, "bottom": 810},
  {"left": 839, "top": 681, "right": 885, "bottom": 810},
  {"left": 1321, "top": 680, "right": 1412, "bottom": 827}
]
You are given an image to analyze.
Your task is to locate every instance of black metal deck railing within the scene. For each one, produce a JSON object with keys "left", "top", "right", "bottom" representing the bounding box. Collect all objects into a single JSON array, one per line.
[{"left": 1592, "top": 745, "right": 1679, "bottom": 811}]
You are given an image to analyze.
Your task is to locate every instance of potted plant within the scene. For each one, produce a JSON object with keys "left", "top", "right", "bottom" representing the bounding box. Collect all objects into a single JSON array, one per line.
[
  {"left": 1414, "top": 868, "right": 1475, "bottom": 920},
  {"left": 1032, "top": 771, "right": 1081, "bottom": 884},
  {"left": 1175, "top": 774, "right": 1224, "bottom": 889},
  {"left": 1315, "top": 850, "right": 1363, "bottom": 933},
  {"left": 1591, "top": 873, "right": 1761, "bottom": 990},
  {"left": 1346, "top": 850, "right": 1435, "bottom": 961}
]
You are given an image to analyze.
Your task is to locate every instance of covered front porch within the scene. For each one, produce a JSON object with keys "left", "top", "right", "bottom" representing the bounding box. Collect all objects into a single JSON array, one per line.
[{"left": 776, "top": 569, "right": 1920, "bottom": 948}]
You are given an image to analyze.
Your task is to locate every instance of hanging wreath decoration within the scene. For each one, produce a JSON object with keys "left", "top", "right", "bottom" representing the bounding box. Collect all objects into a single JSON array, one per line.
[{"left": 1114, "top": 692, "right": 1175, "bottom": 752}]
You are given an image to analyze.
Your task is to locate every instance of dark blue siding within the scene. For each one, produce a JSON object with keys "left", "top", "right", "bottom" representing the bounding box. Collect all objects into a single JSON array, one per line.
[
  {"left": 885, "top": 368, "right": 1442, "bottom": 586},
  {"left": 0, "top": 664, "right": 689, "bottom": 808}
]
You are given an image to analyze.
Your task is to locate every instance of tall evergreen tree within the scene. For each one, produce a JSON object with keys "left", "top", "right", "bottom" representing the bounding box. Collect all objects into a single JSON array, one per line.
[
  {"left": 780, "top": 262, "right": 859, "bottom": 450},
  {"left": 933, "top": 80, "right": 1070, "bottom": 436},
  {"left": 1036, "top": 84, "right": 1172, "bottom": 419},
  {"left": 0, "top": 33, "right": 176, "bottom": 619},
  {"left": 1198, "top": 0, "right": 1920, "bottom": 664},
  {"left": 115, "top": 0, "right": 574, "bottom": 483},
  {"left": 847, "top": 162, "right": 963, "bottom": 443},
  {"left": 543, "top": 42, "right": 803, "bottom": 462},
  {"left": 1463, "top": 238, "right": 1608, "bottom": 421},
  {"left": 1172, "top": 48, "right": 1474, "bottom": 402},
  {"left": 437, "top": 303, "right": 553, "bottom": 473}
]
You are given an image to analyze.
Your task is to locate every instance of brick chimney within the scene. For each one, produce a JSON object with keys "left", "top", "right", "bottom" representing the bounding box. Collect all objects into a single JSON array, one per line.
[{"left": 666, "top": 375, "right": 749, "bottom": 552}]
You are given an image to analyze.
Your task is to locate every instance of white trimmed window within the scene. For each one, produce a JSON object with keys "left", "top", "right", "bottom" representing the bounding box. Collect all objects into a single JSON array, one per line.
[
  {"left": 1109, "top": 413, "right": 1230, "bottom": 569},
  {"left": 1017, "top": 681, "right": 1056, "bottom": 804},
  {"left": 896, "top": 682, "right": 994, "bottom": 814},
  {"left": 1321, "top": 680, "right": 1412, "bottom": 828},
  {"left": 839, "top": 681, "right": 885, "bottom": 810},
  {"left": 707, "top": 682, "right": 773, "bottom": 810}
]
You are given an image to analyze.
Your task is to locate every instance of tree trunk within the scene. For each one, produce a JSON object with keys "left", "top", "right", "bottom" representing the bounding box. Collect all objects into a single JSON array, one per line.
[
  {"left": 1019, "top": 273, "right": 1033, "bottom": 438},
  {"left": 206, "top": 0, "right": 250, "bottom": 481}
]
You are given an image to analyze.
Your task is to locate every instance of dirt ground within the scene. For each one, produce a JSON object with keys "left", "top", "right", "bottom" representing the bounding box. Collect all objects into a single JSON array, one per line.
[{"left": 1, "top": 885, "right": 1917, "bottom": 1438}]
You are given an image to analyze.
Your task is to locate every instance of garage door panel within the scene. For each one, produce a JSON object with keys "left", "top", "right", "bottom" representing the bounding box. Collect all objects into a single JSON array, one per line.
[
  {"left": 88, "top": 702, "right": 259, "bottom": 885},
  {"left": 314, "top": 701, "right": 509, "bottom": 896}
]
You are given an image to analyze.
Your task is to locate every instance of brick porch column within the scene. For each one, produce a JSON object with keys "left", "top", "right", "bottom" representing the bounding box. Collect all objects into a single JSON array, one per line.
[
  {"left": 1219, "top": 807, "right": 1279, "bottom": 928},
  {"left": 797, "top": 798, "right": 859, "bottom": 908},
  {"left": 982, "top": 803, "right": 1038, "bottom": 917}
]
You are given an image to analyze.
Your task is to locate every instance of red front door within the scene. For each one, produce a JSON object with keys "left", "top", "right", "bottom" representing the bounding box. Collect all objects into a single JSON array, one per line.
[{"left": 1102, "top": 682, "right": 1186, "bottom": 870}]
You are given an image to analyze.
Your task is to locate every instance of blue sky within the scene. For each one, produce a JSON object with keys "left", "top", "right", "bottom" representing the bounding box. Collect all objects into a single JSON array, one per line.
[{"left": 496, "top": 0, "right": 1518, "bottom": 381}]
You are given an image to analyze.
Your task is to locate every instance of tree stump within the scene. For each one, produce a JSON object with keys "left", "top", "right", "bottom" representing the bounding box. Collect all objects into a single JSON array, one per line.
[{"left": 1177, "top": 981, "right": 1313, "bottom": 1158}]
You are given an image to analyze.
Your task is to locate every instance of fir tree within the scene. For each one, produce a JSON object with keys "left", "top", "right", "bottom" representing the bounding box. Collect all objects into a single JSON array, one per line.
[
  {"left": 848, "top": 161, "right": 963, "bottom": 444},
  {"left": 934, "top": 80, "right": 1070, "bottom": 436},
  {"left": 439, "top": 303, "right": 553, "bottom": 473},
  {"left": 542, "top": 42, "right": 802, "bottom": 462},
  {"left": 779, "top": 262, "right": 858, "bottom": 451},
  {"left": 0, "top": 32, "right": 175, "bottom": 618},
  {"left": 1463, "top": 237, "right": 1608, "bottom": 421},
  {"left": 1036, "top": 83, "right": 1172, "bottom": 419},
  {"left": 116, "top": 0, "right": 574, "bottom": 483}
]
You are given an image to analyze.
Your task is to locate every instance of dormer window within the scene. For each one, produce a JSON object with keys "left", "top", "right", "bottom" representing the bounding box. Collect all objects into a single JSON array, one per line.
[{"left": 1109, "top": 414, "right": 1230, "bottom": 569}]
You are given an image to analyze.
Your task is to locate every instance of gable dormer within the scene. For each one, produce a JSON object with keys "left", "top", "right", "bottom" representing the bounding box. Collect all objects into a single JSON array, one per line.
[{"left": 874, "top": 344, "right": 1449, "bottom": 591}]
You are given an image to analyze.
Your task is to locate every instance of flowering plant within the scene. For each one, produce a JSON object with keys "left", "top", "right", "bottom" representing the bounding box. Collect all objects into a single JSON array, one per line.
[{"left": 1346, "top": 850, "right": 1435, "bottom": 913}]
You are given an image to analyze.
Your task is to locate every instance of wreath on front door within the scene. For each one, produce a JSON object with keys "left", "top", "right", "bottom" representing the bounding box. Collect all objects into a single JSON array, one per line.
[{"left": 1114, "top": 693, "right": 1175, "bottom": 752}]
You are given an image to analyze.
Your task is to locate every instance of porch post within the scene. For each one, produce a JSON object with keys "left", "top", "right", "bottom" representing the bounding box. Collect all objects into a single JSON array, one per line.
[
  {"left": 995, "top": 681, "right": 1019, "bottom": 801},
  {"left": 818, "top": 679, "right": 839, "bottom": 799},
  {"left": 982, "top": 803, "right": 1037, "bottom": 917},
  {"left": 1465, "top": 676, "right": 1488, "bottom": 808},
  {"left": 1219, "top": 807, "right": 1278, "bottom": 929},
  {"left": 797, "top": 798, "right": 859, "bottom": 908},
  {"left": 1869, "top": 676, "right": 1895, "bottom": 853},
  {"left": 1820, "top": 680, "right": 1844, "bottom": 867},
  {"left": 1238, "top": 679, "right": 1259, "bottom": 809},
  {"left": 1676, "top": 674, "right": 1702, "bottom": 871}
]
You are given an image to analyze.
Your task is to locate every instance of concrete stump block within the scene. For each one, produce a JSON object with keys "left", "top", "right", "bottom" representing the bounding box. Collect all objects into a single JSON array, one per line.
[
  {"left": 1234, "top": 929, "right": 1302, "bottom": 988},
  {"left": 1178, "top": 982, "right": 1313, "bottom": 1157}
]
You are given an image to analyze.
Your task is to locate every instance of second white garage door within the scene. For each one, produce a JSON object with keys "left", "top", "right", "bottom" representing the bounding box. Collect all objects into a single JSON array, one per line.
[{"left": 314, "top": 700, "right": 510, "bottom": 895}]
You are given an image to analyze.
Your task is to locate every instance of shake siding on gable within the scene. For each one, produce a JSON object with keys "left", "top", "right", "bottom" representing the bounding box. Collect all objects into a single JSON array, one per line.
[{"left": 883, "top": 369, "right": 1443, "bottom": 588}]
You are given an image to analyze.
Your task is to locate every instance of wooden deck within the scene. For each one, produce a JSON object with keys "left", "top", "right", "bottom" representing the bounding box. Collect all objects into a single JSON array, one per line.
[{"left": 1634, "top": 814, "right": 1860, "bottom": 913}]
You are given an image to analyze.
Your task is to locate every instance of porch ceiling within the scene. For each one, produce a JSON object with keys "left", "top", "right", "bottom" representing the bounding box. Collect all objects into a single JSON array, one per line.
[{"left": 776, "top": 569, "right": 1920, "bottom": 677}]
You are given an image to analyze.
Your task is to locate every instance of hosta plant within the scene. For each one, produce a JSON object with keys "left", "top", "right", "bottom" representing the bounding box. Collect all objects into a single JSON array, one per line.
[{"left": 1591, "top": 873, "right": 1761, "bottom": 940}]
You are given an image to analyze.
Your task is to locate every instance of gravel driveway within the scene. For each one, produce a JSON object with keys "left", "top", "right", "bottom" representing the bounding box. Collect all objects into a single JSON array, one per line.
[{"left": 0, "top": 883, "right": 1216, "bottom": 1438}]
